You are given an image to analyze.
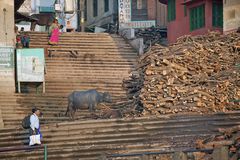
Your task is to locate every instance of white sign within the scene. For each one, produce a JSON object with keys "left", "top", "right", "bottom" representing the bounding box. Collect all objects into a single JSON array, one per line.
[
  {"left": 0, "top": 47, "right": 14, "bottom": 79},
  {"left": 55, "top": 4, "right": 62, "bottom": 11},
  {"left": 119, "top": 0, "right": 131, "bottom": 24},
  {"left": 17, "top": 49, "right": 45, "bottom": 82},
  {"left": 121, "top": 21, "right": 156, "bottom": 29}
]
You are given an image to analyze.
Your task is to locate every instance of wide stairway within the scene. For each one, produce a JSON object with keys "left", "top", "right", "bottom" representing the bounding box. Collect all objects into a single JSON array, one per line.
[
  {"left": 0, "top": 32, "right": 138, "bottom": 128},
  {"left": 0, "top": 32, "right": 239, "bottom": 160},
  {"left": 0, "top": 111, "right": 240, "bottom": 159}
]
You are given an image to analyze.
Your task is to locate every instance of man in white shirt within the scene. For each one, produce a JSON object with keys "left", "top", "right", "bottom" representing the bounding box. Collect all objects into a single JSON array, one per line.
[{"left": 29, "top": 108, "right": 41, "bottom": 136}]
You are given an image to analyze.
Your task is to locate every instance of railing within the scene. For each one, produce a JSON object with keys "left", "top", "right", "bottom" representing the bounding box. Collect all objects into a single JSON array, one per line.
[{"left": 0, "top": 144, "right": 48, "bottom": 160}]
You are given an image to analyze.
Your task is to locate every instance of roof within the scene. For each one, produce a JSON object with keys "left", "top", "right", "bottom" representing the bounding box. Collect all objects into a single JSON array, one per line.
[
  {"left": 15, "top": 0, "right": 38, "bottom": 23},
  {"left": 15, "top": 0, "right": 26, "bottom": 12},
  {"left": 158, "top": 0, "right": 167, "bottom": 5}
]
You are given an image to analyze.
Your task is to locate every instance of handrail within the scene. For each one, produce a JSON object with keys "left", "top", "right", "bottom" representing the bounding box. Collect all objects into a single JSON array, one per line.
[
  {"left": 107, "top": 148, "right": 213, "bottom": 158},
  {"left": 0, "top": 144, "right": 48, "bottom": 160}
]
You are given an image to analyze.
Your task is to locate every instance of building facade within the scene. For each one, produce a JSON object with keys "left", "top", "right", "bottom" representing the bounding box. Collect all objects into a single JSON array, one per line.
[
  {"left": 162, "top": 0, "right": 224, "bottom": 43},
  {"left": 84, "top": 0, "right": 167, "bottom": 30},
  {"left": 84, "top": 0, "right": 118, "bottom": 28}
]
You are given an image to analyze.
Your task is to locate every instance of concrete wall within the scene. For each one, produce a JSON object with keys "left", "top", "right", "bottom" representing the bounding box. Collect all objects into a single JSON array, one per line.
[
  {"left": 0, "top": 1, "right": 15, "bottom": 93},
  {"left": 85, "top": 0, "right": 117, "bottom": 27},
  {"left": 223, "top": 0, "right": 240, "bottom": 33},
  {"left": 0, "top": 0, "right": 15, "bottom": 47}
]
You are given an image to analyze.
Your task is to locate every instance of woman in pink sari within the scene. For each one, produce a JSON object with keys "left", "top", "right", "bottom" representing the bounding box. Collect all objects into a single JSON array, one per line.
[{"left": 49, "top": 19, "right": 60, "bottom": 45}]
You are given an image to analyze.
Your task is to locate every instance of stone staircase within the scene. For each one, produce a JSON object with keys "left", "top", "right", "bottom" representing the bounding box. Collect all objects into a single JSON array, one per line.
[
  {"left": 0, "top": 111, "right": 240, "bottom": 159},
  {"left": 0, "top": 32, "right": 138, "bottom": 128},
  {"left": 1, "top": 32, "right": 238, "bottom": 159},
  {"left": 29, "top": 32, "right": 137, "bottom": 96}
]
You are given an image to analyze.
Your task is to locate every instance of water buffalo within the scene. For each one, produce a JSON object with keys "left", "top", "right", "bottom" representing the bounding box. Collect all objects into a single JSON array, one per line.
[
  {"left": 30, "top": 13, "right": 55, "bottom": 31},
  {"left": 65, "top": 89, "right": 112, "bottom": 120}
]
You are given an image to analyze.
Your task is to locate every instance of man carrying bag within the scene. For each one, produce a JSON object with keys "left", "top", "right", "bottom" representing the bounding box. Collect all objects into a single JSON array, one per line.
[{"left": 29, "top": 108, "right": 42, "bottom": 146}]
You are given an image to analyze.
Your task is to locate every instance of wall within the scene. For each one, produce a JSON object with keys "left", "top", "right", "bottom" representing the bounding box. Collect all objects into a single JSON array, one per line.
[
  {"left": 147, "top": 0, "right": 156, "bottom": 20},
  {"left": 156, "top": 1, "right": 167, "bottom": 27},
  {"left": 167, "top": 0, "right": 189, "bottom": 43},
  {"left": 223, "top": 0, "right": 240, "bottom": 33},
  {"left": 0, "top": 0, "right": 15, "bottom": 47},
  {"left": 85, "top": 0, "right": 117, "bottom": 27},
  {"left": 0, "top": 0, "right": 15, "bottom": 93}
]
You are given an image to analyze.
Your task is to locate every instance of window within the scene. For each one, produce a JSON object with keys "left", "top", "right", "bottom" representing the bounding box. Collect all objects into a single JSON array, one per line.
[
  {"left": 190, "top": 4, "right": 205, "bottom": 31},
  {"left": 212, "top": 1, "right": 223, "bottom": 27},
  {"left": 168, "top": 0, "right": 176, "bottom": 22},
  {"left": 137, "top": 0, "right": 143, "bottom": 9},
  {"left": 104, "top": 0, "right": 109, "bottom": 12},
  {"left": 184, "top": 0, "right": 187, "bottom": 16},
  {"left": 93, "top": 0, "right": 98, "bottom": 17}
]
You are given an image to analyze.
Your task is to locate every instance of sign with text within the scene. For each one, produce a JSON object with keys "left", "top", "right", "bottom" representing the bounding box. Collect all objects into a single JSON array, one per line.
[
  {"left": 119, "top": 0, "right": 131, "bottom": 24},
  {"left": 17, "top": 48, "right": 45, "bottom": 82},
  {"left": 121, "top": 20, "right": 156, "bottom": 29},
  {"left": 0, "top": 47, "right": 14, "bottom": 80},
  {"left": 118, "top": 0, "right": 156, "bottom": 29}
]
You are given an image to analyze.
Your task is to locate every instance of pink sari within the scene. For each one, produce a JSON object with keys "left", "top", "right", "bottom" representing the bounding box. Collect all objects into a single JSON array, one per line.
[{"left": 49, "top": 28, "right": 60, "bottom": 44}]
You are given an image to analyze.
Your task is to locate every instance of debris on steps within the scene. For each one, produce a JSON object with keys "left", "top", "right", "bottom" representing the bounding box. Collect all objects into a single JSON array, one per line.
[
  {"left": 123, "top": 31, "right": 240, "bottom": 116},
  {"left": 196, "top": 125, "right": 240, "bottom": 160}
]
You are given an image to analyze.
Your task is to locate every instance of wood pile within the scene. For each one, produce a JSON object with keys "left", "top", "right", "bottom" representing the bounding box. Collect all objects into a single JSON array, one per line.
[
  {"left": 196, "top": 125, "right": 240, "bottom": 160},
  {"left": 123, "top": 31, "right": 240, "bottom": 116},
  {"left": 135, "top": 27, "right": 167, "bottom": 51}
]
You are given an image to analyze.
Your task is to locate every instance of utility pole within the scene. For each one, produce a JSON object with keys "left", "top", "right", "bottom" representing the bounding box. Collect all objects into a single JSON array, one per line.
[{"left": 79, "top": 0, "right": 85, "bottom": 32}]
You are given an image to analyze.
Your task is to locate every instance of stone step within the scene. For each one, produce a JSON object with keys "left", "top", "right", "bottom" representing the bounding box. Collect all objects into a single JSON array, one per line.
[{"left": 1, "top": 112, "right": 240, "bottom": 159}]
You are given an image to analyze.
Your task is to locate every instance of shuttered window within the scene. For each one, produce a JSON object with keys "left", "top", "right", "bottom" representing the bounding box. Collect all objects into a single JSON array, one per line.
[
  {"left": 93, "top": 0, "right": 98, "bottom": 17},
  {"left": 212, "top": 1, "right": 223, "bottom": 27},
  {"left": 167, "top": 0, "right": 176, "bottom": 22},
  {"left": 104, "top": 0, "right": 109, "bottom": 12},
  {"left": 190, "top": 4, "right": 205, "bottom": 31}
]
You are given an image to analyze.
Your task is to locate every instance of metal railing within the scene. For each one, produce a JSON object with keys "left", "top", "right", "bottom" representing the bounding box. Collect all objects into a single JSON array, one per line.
[{"left": 0, "top": 144, "right": 48, "bottom": 160}]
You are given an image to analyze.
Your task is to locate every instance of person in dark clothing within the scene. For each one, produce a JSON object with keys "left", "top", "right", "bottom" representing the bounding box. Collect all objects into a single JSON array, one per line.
[{"left": 21, "top": 32, "right": 30, "bottom": 48}]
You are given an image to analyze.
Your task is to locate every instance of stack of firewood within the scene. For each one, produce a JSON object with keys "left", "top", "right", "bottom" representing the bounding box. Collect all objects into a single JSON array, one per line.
[
  {"left": 196, "top": 125, "right": 240, "bottom": 160},
  {"left": 135, "top": 26, "right": 167, "bottom": 51},
  {"left": 123, "top": 31, "right": 240, "bottom": 115}
]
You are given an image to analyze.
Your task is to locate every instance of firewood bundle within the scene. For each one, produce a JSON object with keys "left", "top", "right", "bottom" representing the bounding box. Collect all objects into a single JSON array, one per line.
[
  {"left": 196, "top": 125, "right": 240, "bottom": 160},
  {"left": 124, "top": 31, "right": 240, "bottom": 116},
  {"left": 135, "top": 26, "right": 167, "bottom": 51}
]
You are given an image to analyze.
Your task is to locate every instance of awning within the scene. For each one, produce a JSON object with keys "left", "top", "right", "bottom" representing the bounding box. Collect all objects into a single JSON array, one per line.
[
  {"left": 181, "top": 0, "right": 204, "bottom": 5},
  {"left": 158, "top": 0, "right": 167, "bottom": 5}
]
